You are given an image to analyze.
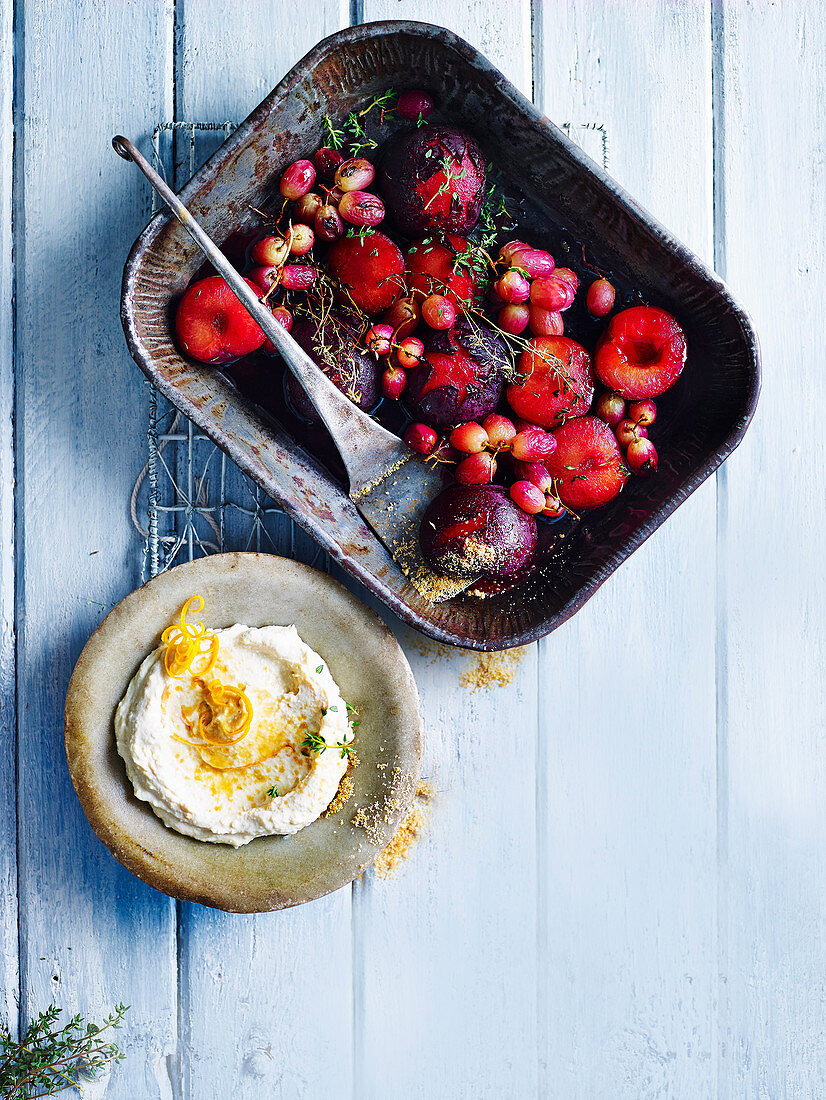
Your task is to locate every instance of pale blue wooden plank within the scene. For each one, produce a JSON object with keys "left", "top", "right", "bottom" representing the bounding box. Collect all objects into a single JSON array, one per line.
[
  {"left": 715, "top": 3, "right": 826, "bottom": 1095},
  {"left": 354, "top": 4, "right": 540, "bottom": 1095},
  {"left": 0, "top": 0, "right": 17, "bottom": 1038},
  {"left": 535, "top": 3, "right": 718, "bottom": 1096},
  {"left": 14, "top": 2, "right": 177, "bottom": 1095},
  {"left": 171, "top": 5, "right": 355, "bottom": 1097}
]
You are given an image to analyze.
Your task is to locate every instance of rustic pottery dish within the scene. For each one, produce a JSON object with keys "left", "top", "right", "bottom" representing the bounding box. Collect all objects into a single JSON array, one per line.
[
  {"left": 64, "top": 553, "right": 422, "bottom": 912},
  {"left": 121, "top": 21, "right": 760, "bottom": 651}
]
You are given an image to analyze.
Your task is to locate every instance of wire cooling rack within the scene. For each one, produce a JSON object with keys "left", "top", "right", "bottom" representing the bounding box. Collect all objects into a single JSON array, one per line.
[
  {"left": 131, "top": 122, "right": 327, "bottom": 581},
  {"left": 131, "top": 120, "right": 608, "bottom": 580}
]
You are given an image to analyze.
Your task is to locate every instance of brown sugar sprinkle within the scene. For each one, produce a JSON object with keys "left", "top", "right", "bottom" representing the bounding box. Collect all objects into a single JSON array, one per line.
[
  {"left": 373, "top": 782, "right": 434, "bottom": 879},
  {"left": 459, "top": 647, "right": 528, "bottom": 692},
  {"left": 325, "top": 776, "right": 354, "bottom": 816},
  {"left": 352, "top": 765, "right": 418, "bottom": 845}
]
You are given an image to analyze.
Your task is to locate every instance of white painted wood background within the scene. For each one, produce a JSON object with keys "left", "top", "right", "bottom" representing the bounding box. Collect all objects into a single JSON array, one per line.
[{"left": 1, "top": 0, "right": 824, "bottom": 1096}]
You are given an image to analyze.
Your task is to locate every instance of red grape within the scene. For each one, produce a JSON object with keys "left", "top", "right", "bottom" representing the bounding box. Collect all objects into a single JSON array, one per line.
[
  {"left": 294, "top": 192, "right": 323, "bottom": 225},
  {"left": 365, "top": 323, "right": 394, "bottom": 356},
  {"left": 595, "top": 391, "right": 626, "bottom": 428},
  {"left": 628, "top": 399, "right": 657, "bottom": 427},
  {"left": 382, "top": 296, "right": 420, "bottom": 339},
  {"left": 280, "top": 159, "right": 316, "bottom": 200},
  {"left": 338, "top": 191, "right": 385, "bottom": 227},
  {"left": 510, "top": 480, "right": 545, "bottom": 515},
  {"left": 280, "top": 264, "right": 316, "bottom": 291},
  {"left": 288, "top": 223, "right": 314, "bottom": 255},
  {"left": 511, "top": 425, "right": 557, "bottom": 461},
  {"left": 396, "top": 336, "right": 424, "bottom": 369},
  {"left": 251, "top": 236, "right": 290, "bottom": 267},
  {"left": 455, "top": 451, "right": 497, "bottom": 485},
  {"left": 586, "top": 277, "right": 615, "bottom": 317},
  {"left": 495, "top": 268, "right": 531, "bottom": 304},
  {"left": 422, "top": 294, "right": 456, "bottom": 330},
  {"left": 615, "top": 418, "right": 647, "bottom": 448},
  {"left": 403, "top": 422, "right": 438, "bottom": 455},
  {"left": 530, "top": 274, "right": 576, "bottom": 311},
  {"left": 481, "top": 413, "right": 516, "bottom": 452},
  {"left": 314, "top": 203, "right": 344, "bottom": 242},
  {"left": 514, "top": 248, "right": 555, "bottom": 278},
  {"left": 334, "top": 158, "right": 376, "bottom": 192},
  {"left": 498, "top": 303, "right": 530, "bottom": 335},
  {"left": 382, "top": 365, "right": 407, "bottom": 400},
  {"left": 271, "top": 306, "right": 293, "bottom": 332},
  {"left": 626, "top": 436, "right": 658, "bottom": 475},
  {"left": 499, "top": 239, "right": 531, "bottom": 265},
  {"left": 314, "top": 147, "right": 344, "bottom": 181},
  {"left": 397, "top": 90, "right": 435, "bottom": 120},
  {"left": 247, "top": 264, "right": 279, "bottom": 293},
  {"left": 450, "top": 421, "right": 490, "bottom": 454},
  {"left": 513, "top": 460, "right": 553, "bottom": 493},
  {"left": 528, "top": 305, "right": 564, "bottom": 337}
]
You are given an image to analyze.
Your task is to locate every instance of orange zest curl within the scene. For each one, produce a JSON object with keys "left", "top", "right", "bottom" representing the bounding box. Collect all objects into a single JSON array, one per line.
[
  {"left": 177, "top": 677, "right": 253, "bottom": 748},
  {"left": 161, "top": 596, "right": 219, "bottom": 679}
]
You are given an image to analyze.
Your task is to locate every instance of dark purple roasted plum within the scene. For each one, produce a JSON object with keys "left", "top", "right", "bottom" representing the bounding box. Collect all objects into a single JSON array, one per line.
[
  {"left": 285, "top": 311, "right": 380, "bottom": 422},
  {"left": 403, "top": 319, "right": 509, "bottom": 430},
  {"left": 420, "top": 484, "right": 537, "bottom": 580},
  {"left": 379, "top": 125, "right": 486, "bottom": 236}
]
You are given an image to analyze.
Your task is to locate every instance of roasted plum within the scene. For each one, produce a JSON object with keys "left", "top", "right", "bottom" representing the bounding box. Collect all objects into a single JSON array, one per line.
[
  {"left": 379, "top": 125, "right": 486, "bottom": 236},
  {"left": 285, "top": 311, "right": 380, "bottom": 422},
  {"left": 405, "top": 234, "right": 484, "bottom": 309},
  {"left": 506, "top": 336, "right": 595, "bottom": 428},
  {"left": 326, "top": 230, "right": 405, "bottom": 315},
  {"left": 420, "top": 484, "right": 537, "bottom": 580},
  {"left": 404, "top": 320, "right": 509, "bottom": 430}
]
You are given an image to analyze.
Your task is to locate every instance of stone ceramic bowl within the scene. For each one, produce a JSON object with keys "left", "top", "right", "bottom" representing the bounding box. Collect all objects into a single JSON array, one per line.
[
  {"left": 64, "top": 553, "right": 422, "bottom": 912},
  {"left": 121, "top": 21, "right": 759, "bottom": 650}
]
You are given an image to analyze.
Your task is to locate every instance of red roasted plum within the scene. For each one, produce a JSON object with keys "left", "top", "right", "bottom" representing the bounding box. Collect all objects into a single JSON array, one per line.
[
  {"left": 175, "top": 276, "right": 266, "bottom": 363},
  {"left": 546, "top": 416, "right": 628, "bottom": 510},
  {"left": 405, "top": 234, "right": 483, "bottom": 310},
  {"left": 507, "top": 336, "right": 595, "bottom": 428},
  {"left": 379, "top": 125, "right": 486, "bottom": 236},
  {"left": 326, "top": 230, "right": 405, "bottom": 315},
  {"left": 404, "top": 320, "right": 509, "bottom": 431},
  {"left": 595, "top": 305, "right": 687, "bottom": 399},
  {"left": 420, "top": 484, "right": 537, "bottom": 580}
]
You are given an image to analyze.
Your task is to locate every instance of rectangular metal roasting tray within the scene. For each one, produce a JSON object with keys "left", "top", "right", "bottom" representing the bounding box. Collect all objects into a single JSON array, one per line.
[{"left": 121, "top": 20, "right": 760, "bottom": 651}]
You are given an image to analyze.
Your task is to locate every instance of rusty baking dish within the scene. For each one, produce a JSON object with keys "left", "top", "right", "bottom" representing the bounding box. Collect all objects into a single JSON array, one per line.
[{"left": 121, "top": 20, "right": 760, "bottom": 651}]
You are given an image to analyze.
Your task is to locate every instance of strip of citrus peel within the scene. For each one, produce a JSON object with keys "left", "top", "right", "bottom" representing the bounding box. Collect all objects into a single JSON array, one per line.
[{"left": 161, "top": 595, "right": 219, "bottom": 679}]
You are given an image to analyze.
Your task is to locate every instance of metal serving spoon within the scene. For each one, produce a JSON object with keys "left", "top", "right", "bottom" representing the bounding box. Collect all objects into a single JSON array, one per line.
[{"left": 113, "top": 135, "right": 474, "bottom": 602}]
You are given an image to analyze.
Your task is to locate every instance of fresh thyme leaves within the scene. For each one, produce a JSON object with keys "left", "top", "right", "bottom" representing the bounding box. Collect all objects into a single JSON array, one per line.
[
  {"left": 303, "top": 730, "right": 355, "bottom": 760},
  {"left": 324, "top": 91, "right": 396, "bottom": 158},
  {"left": 337, "top": 735, "right": 355, "bottom": 761},
  {"left": 358, "top": 89, "right": 397, "bottom": 121},
  {"left": 267, "top": 786, "right": 279, "bottom": 798},
  {"left": 1, "top": 1003, "right": 129, "bottom": 1099},
  {"left": 316, "top": 665, "right": 324, "bottom": 674},
  {"left": 303, "top": 730, "right": 327, "bottom": 754},
  {"left": 322, "top": 113, "right": 346, "bottom": 150}
]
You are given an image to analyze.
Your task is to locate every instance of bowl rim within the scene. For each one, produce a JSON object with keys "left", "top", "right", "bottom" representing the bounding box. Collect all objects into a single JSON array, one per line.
[{"left": 120, "top": 19, "right": 761, "bottom": 651}]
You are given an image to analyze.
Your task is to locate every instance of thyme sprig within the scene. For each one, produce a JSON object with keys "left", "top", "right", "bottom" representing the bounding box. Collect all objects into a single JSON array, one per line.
[
  {"left": 1, "top": 1003, "right": 129, "bottom": 1099},
  {"left": 323, "top": 91, "right": 396, "bottom": 157},
  {"left": 303, "top": 729, "right": 355, "bottom": 761}
]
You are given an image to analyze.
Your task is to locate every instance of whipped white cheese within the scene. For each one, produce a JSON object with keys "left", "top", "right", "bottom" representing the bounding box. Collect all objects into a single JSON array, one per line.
[{"left": 115, "top": 624, "right": 350, "bottom": 846}]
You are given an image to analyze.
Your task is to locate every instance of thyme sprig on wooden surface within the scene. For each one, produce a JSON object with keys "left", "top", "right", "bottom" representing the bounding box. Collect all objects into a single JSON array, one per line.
[{"left": 0, "top": 1003, "right": 128, "bottom": 1098}]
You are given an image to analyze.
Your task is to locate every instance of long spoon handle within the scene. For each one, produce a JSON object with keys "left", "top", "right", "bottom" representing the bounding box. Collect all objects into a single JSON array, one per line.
[{"left": 112, "top": 135, "right": 406, "bottom": 489}]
